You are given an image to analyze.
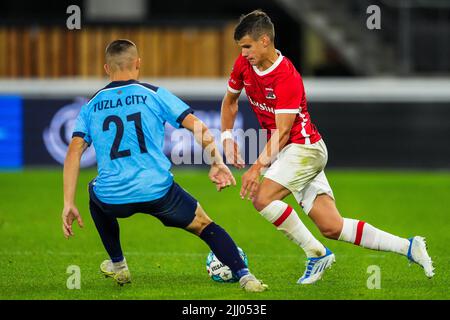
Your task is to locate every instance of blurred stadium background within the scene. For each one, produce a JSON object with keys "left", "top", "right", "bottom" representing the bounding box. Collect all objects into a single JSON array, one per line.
[
  {"left": 0, "top": 0, "right": 449, "bottom": 300},
  {"left": 0, "top": 0, "right": 449, "bottom": 169}
]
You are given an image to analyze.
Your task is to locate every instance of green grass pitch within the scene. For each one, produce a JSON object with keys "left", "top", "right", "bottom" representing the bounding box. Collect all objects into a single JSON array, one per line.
[{"left": 0, "top": 168, "right": 449, "bottom": 300}]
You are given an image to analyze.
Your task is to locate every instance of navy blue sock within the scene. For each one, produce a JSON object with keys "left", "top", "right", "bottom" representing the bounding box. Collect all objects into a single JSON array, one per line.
[
  {"left": 200, "top": 222, "right": 249, "bottom": 278},
  {"left": 89, "top": 199, "right": 124, "bottom": 263}
]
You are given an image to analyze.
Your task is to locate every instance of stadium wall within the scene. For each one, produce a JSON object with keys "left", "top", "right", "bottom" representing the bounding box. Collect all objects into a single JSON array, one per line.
[{"left": 0, "top": 78, "right": 449, "bottom": 169}]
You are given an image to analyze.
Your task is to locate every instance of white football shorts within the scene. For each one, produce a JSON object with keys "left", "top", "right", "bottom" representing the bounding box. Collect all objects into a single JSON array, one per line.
[{"left": 263, "top": 139, "right": 334, "bottom": 214}]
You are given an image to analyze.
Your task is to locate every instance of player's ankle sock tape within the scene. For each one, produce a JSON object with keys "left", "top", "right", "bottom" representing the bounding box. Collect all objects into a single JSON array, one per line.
[
  {"left": 199, "top": 222, "right": 247, "bottom": 274},
  {"left": 113, "top": 257, "right": 127, "bottom": 270},
  {"left": 236, "top": 268, "right": 249, "bottom": 279},
  {"left": 111, "top": 255, "right": 124, "bottom": 263}
]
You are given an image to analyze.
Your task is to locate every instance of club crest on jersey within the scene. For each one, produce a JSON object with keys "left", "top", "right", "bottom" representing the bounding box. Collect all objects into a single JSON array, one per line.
[{"left": 265, "top": 88, "right": 276, "bottom": 99}]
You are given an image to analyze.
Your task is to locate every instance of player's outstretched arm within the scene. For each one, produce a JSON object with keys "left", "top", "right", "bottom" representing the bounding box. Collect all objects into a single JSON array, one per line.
[
  {"left": 220, "top": 90, "right": 245, "bottom": 169},
  {"left": 181, "top": 113, "right": 236, "bottom": 191},
  {"left": 62, "top": 137, "right": 87, "bottom": 239}
]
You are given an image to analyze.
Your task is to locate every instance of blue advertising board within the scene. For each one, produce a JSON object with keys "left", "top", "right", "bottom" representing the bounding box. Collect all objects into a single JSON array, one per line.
[
  {"left": 2, "top": 94, "right": 450, "bottom": 169},
  {"left": 0, "top": 96, "right": 22, "bottom": 169},
  {"left": 22, "top": 97, "right": 252, "bottom": 167}
]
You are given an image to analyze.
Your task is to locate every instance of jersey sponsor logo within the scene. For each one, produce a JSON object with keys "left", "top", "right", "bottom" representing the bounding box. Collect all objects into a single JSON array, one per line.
[
  {"left": 265, "top": 88, "right": 276, "bottom": 99},
  {"left": 244, "top": 81, "right": 252, "bottom": 86},
  {"left": 43, "top": 97, "right": 97, "bottom": 167},
  {"left": 248, "top": 96, "right": 274, "bottom": 113}
]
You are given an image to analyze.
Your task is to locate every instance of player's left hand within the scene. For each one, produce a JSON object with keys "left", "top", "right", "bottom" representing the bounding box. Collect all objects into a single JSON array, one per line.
[
  {"left": 240, "top": 165, "right": 261, "bottom": 200},
  {"left": 209, "top": 163, "right": 237, "bottom": 191},
  {"left": 62, "top": 205, "right": 84, "bottom": 239}
]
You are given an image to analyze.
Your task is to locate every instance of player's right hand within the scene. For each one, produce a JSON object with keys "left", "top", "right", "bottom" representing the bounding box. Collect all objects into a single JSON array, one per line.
[
  {"left": 209, "top": 163, "right": 237, "bottom": 191},
  {"left": 223, "top": 139, "right": 245, "bottom": 169},
  {"left": 62, "top": 204, "right": 84, "bottom": 239}
]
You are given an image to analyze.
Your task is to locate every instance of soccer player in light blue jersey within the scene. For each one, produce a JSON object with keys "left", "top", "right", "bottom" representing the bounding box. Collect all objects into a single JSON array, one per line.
[{"left": 61, "top": 39, "right": 267, "bottom": 292}]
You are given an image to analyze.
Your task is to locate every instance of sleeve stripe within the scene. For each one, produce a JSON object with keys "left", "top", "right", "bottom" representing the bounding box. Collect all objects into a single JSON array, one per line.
[
  {"left": 176, "top": 108, "right": 194, "bottom": 127},
  {"left": 72, "top": 131, "right": 86, "bottom": 138},
  {"left": 227, "top": 85, "right": 241, "bottom": 94},
  {"left": 72, "top": 131, "right": 92, "bottom": 146},
  {"left": 275, "top": 109, "right": 300, "bottom": 114}
]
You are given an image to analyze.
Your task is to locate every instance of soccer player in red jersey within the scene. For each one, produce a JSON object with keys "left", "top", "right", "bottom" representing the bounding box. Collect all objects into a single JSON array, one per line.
[{"left": 220, "top": 10, "right": 434, "bottom": 284}]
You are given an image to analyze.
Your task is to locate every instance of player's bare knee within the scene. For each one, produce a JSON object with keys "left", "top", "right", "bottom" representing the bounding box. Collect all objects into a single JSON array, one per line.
[
  {"left": 252, "top": 196, "right": 270, "bottom": 212},
  {"left": 320, "top": 225, "right": 342, "bottom": 240},
  {"left": 195, "top": 219, "right": 212, "bottom": 236},
  {"left": 186, "top": 216, "right": 211, "bottom": 236},
  {"left": 317, "top": 216, "right": 343, "bottom": 239},
  {"left": 186, "top": 205, "right": 213, "bottom": 235}
]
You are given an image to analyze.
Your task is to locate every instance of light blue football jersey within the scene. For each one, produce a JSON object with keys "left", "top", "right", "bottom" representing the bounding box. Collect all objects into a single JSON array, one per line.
[{"left": 72, "top": 79, "right": 193, "bottom": 204}]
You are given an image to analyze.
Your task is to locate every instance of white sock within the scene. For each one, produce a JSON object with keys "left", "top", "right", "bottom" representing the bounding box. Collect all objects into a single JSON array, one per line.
[
  {"left": 260, "top": 200, "right": 326, "bottom": 257},
  {"left": 113, "top": 257, "right": 128, "bottom": 271},
  {"left": 338, "top": 218, "right": 410, "bottom": 255}
]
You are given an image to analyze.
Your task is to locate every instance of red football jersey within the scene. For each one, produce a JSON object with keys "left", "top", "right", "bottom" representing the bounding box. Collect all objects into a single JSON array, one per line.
[{"left": 227, "top": 51, "right": 321, "bottom": 145}]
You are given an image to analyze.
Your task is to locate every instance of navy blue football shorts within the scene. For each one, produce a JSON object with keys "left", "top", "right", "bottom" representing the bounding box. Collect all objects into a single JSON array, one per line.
[{"left": 88, "top": 181, "right": 198, "bottom": 228}]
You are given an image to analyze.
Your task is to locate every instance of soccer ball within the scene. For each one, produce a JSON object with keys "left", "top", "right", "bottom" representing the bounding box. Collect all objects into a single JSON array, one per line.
[{"left": 206, "top": 247, "right": 248, "bottom": 283}]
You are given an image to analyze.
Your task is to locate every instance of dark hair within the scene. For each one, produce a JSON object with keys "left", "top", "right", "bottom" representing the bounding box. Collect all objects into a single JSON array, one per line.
[
  {"left": 105, "top": 39, "right": 137, "bottom": 57},
  {"left": 234, "top": 10, "right": 275, "bottom": 42}
]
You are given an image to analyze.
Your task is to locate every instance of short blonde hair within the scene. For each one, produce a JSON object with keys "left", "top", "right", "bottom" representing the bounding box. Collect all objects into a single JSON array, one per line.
[{"left": 105, "top": 39, "right": 138, "bottom": 72}]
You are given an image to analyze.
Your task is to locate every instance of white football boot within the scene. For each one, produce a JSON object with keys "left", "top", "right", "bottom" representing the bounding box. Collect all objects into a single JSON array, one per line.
[
  {"left": 239, "top": 274, "right": 268, "bottom": 293},
  {"left": 297, "top": 248, "right": 335, "bottom": 284},
  {"left": 407, "top": 236, "right": 435, "bottom": 278},
  {"left": 100, "top": 258, "right": 131, "bottom": 286}
]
